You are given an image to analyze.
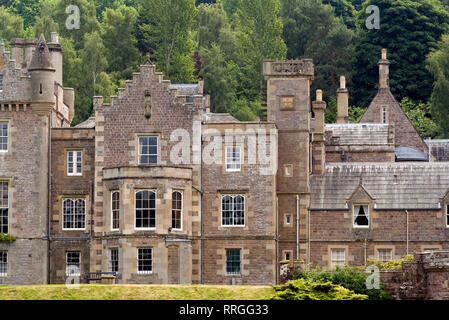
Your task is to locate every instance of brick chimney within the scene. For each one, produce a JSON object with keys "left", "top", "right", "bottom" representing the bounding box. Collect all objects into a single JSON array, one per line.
[
  {"left": 312, "top": 89, "right": 326, "bottom": 175},
  {"left": 336, "top": 76, "right": 348, "bottom": 124},
  {"left": 379, "top": 48, "right": 390, "bottom": 89}
]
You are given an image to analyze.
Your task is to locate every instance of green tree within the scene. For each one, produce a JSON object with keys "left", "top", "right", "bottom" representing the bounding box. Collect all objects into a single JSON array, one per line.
[
  {"left": 4, "top": 0, "right": 41, "bottom": 29},
  {"left": 322, "top": 0, "right": 356, "bottom": 28},
  {"left": 400, "top": 97, "right": 438, "bottom": 139},
  {"left": 281, "top": 0, "right": 356, "bottom": 98},
  {"left": 136, "top": 0, "right": 197, "bottom": 83},
  {"left": 101, "top": 5, "right": 140, "bottom": 81},
  {"left": 353, "top": 0, "right": 449, "bottom": 108},
  {"left": 233, "top": 0, "right": 287, "bottom": 101},
  {"left": 53, "top": 0, "right": 100, "bottom": 50},
  {"left": 427, "top": 33, "right": 449, "bottom": 137},
  {"left": 33, "top": 0, "right": 59, "bottom": 40},
  {"left": 0, "top": 6, "right": 24, "bottom": 44}
]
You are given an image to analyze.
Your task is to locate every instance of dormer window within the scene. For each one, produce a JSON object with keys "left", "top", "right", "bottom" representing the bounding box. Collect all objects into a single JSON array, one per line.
[{"left": 353, "top": 205, "right": 369, "bottom": 228}]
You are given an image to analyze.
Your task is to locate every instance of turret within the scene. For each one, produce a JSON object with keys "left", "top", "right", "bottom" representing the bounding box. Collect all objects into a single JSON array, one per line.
[{"left": 28, "top": 34, "right": 55, "bottom": 115}]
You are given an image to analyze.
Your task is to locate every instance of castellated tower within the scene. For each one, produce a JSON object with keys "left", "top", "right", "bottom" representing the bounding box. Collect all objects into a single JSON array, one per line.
[{"left": 263, "top": 59, "right": 314, "bottom": 264}]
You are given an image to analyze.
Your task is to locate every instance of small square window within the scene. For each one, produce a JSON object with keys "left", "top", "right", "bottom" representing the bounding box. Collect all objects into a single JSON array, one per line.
[
  {"left": 284, "top": 164, "right": 293, "bottom": 177},
  {"left": 139, "top": 136, "right": 158, "bottom": 164},
  {"left": 138, "top": 248, "right": 153, "bottom": 274},
  {"left": 66, "top": 251, "right": 81, "bottom": 276},
  {"left": 353, "top": 205, "right": 369, "bottom": 228},
  {"left": 285, "top": 215, "right": 291, "bottom": 225},
  {"left": 285, "top": 252, "right": 291, "bottom": 261},
  {"left": 226, "top": 249, "right": 241, "bottom": 275},
  {"left": 67, "top": 150, "right": 82, "bottom": 176},
  {"left": 0, "top": 123, "right": 8, "bottom": 152},
  {"left": 377, "top": 249, "right": 392, "bottom": 263},
  {"left": 226, "top": 146, "right": 241, "bottom": 172},
  {"left": 331, "top": 249, "right": 345, "bottom": 270}
]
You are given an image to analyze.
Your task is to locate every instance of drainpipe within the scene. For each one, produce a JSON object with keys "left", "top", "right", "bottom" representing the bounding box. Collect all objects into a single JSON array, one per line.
[
  {"left": 406, "top": 210, "right": 409, "bottom": 255},
  {"left": 364, "top": 237, "right": 367, "bottom": 265},
  {"left": 47, "top": 111, "right": 52, "bottom": 284},
  {"left": 307, "top": 208, "right": 311, "bottom": 269},
  {"left": 276, "top": 196, "right": 279, "bottom": 285},
  {"left": 200, "top": 132, "right": 204, "bottom": 284},
  {"left": 296, "top": 195, "right": 299, "bottom": 260}
]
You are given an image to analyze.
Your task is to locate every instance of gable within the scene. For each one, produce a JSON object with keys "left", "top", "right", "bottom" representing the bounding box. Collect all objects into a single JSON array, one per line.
[{"left": 360, "top": 88, "right": 428, "bottom": 156}]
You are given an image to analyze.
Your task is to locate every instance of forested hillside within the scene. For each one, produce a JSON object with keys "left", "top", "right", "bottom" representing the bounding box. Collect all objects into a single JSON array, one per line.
[{"left": 1, "top": 0, "right": 448, "bottom": 138}]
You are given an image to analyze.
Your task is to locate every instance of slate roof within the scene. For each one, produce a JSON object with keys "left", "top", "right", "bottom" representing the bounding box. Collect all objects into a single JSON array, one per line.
[
  {"left": 325, "top": 123, "right": 391, "bottom": 146},
  {"left": 29, "top": 34, "right": 54, "bottom": 71},
  {"left": 310, "top": 163, "right": 449, "bottom": 209},
  {"left": 170, "top": 84, "right": 200, "bottom": 96},
  {"left": 204, "top": 113, "right": 239, "bottom": 123},
  {"left": 75, "top": 117, "right": 96, "bottom": 129},
  {"left": 426, "top": 139, "right": 449, "bottom": 162},
  {"left": 395, "top": 146, "right": 428, "bottom": 162}
]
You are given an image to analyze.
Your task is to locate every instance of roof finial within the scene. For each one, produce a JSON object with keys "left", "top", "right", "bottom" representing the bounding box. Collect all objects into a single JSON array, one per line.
[{"left": 144, "top": 52, "right": 152, "bottom": 65}]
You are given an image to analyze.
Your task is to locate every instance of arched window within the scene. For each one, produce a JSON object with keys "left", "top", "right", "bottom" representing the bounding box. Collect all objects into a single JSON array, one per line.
[
  {"left": 172, "top": 191, "right": 182, "bottom": 230},
  {"left": 111, "top": 191, "right": 120, "bottom": 230},
  {"left": 222, "top": 195, "right": 245, "bottom": 226},
  {"left": 135, "top": 190, "right": 156, "bottom": 229},
  {"left": 63, "top": 199, "right": 85, "bottom": 230}
]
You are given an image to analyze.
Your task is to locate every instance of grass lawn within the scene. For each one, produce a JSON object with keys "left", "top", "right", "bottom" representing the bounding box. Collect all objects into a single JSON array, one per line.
[{"left": 0, "top": 284, "right": 274, "bottom": 300}]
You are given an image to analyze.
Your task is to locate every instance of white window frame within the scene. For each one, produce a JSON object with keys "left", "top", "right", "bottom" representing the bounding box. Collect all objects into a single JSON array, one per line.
[
  {"left": 221, "top": 194, "right": 245, "bottom": 227},
  {"left": 446, "top": 204, "right": 449, "bottom": 228},
  {"left": 171, "top": 190, "right": 183, "bottom": 231},
  {"left": 285, "top": 215, "right": 291, "bottom": 225},
  {"left": 66, "top": 251, "right": 81, "bottom": 276},
  {"left": 0, "top": 181, "right": 8, "bottom": 234},
  {"left": 109, "top": 248, "right": 119, "bottom": 273},
  {"left": 331, "top": 248, "right": 346, "bottom": 270},
  {"left": 0, "top": 251, "right": 7, "bottom": 277},
  {"left": 353, "top": 204, "right": 369, "bottom": 228},
  {"left": 67, "top": 150, "right": 83, "bottom": 176},
  {"left": 0, "top": 122, "right": 8, "bottom": 153},
  {"left": 134, "top": 190, "right": 157, "bottom": 230},
  {"left": 225, "top": 248, "right": 241, "bottom": 275},
  {"left": 137, "top": 248, "right": 153, "bottom": 274},
  {"left": 225, "top": 146, "right": 241, "bottom": 172},
  {"left": 377, "top": 249, "right": 393, "bottom": 263},
  {"left": 62, "top": 198, "right": 86, "bottom": 230},
  {"left": 111, "top": 191, "right": 120, "bottom": 231},
  {"left": 138, "top": 136, "right": 158, "bottom": 165}
]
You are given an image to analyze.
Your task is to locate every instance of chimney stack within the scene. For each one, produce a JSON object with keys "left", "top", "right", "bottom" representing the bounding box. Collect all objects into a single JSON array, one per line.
[
  {"left": 312, "top": 89, "right": 326, "bottom": 175},
  {"left": 336, "top": 76, "right": 349, "bottom": 124},
  {"left": 379, "top": 48, "right": 390, "bottom": 89}
]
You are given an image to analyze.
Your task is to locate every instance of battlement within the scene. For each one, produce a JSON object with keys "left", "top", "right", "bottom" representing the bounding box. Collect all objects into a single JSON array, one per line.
[{"left": 263, "top": 59, "right": 314, "bottom": 79}]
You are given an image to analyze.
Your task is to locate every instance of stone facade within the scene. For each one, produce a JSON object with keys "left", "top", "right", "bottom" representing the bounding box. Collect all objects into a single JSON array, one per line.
[{"left": 2, "top": 34, "right": 449, "bottom": 292}]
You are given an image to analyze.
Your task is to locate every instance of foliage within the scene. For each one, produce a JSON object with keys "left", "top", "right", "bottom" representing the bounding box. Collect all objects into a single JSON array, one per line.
[
  {"left": 352, "top": 0, "right": 449, "bottom": 108},
  {"left": 348, "top": 105, "right": 365, "bottom": 123},
  {"left": 295, "top": 265, "right": 393, "bottom": 300},
  {"left": 0, "top": 6, "right": 24, "bottom": 45},
  {"left": 0, "top": 233, "right": 16, "bottom": 243},
  {"left": 230, "top": 98, "right": 261, "bottom": 121},
  {"left": 267, "top": 278, "right": 368, "bottom": 300},
  {"left": 322, "top": 0, "right": 356, "bottom": 28},
  {"left": 427, "top": 33, "right": 449, "bottom": 138},
  {"left": 136, "top": 0, "right": 197, "bottom": 83},
  {"left": 400, "top": 97, "right": 438, "bottom": 139},
  {"left": 362, "top": 254, "right": 414, "bottom": 270},
  {"left": 281, "top": 0, "right": 356, "bottom": 99},
  {"left": 33, "top": 0, "right": 58, "bottom": 41}
]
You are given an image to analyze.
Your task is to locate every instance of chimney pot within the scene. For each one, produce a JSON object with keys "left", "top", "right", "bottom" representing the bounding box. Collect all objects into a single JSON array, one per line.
[
  {"left": 51, "top": 32, "right": 59, "bottom": 44},
  {"left": 340, "top": 76, "right": 346, "bottom": 89},
  {"left": 316, "top": 90, "right": 322, "bottom": 102},
  {"left": 382, "top": 48, "right": 387, "bottom": 60}
]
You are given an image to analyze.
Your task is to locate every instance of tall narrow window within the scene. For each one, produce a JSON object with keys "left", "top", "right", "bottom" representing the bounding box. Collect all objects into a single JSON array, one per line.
[
  {"left": 172, "top": 191, "right": 182, "bottom": 230},
  {"left": 0, "top": 75, "right": 3, "bottom": 91},
  {"left": 382, "top": 107, "right": 387, "bottom": 123},
  {"left": 353, "top": 205, "right": 369, "bottom": 228},
  {"left": 110, "top": 248, "right": 119, "bottom": 273},
  {"left": 67, "top": 150, "right": 82, "bottom": 176},
  {"left": 226, "top": 249, "right": 241, "bottom": 275},
  {"left": 225, "top": 146, "right": 241, "bottom": 172},
  {"left": 135, "top": 190, "right": 156, "bottom": 229},
  {"left": 63, "top": 199, "right": 86, "bottom": 230},
  {"left": 377, "top": 249, "right": 393, "bottom": 263},
  {"left": 66, "top": 251, "right": 81, "bottom": 276},
  {"left": 331, "top": 249, "right": 346, "bottom": 270},
  {"left": 0, "top": 182, "right": 8, "bottom": 234},
  {"left": 137, "top": 248, "right": 153, "bottom": 274},
  {"left": 222, "top": 195, "right": 245, "bottom": 226},
  {"left": 0, "top": 251, "right": 7, "bottom": 277},
  {"left": 446, "top": 204, "right": 449, "bottom": 228},
  {"left": 0, "top": 123, "right": 7, "bottom": 152},
  {"left": 139, "top": 136, "right": 158, "bottom": 164},
  {"left": 111, "top": 191, "right": 120, "bottom": 231}
]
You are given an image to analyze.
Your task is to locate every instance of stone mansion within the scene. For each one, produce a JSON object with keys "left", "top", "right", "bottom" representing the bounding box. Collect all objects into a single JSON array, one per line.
[{"left": 0, "top": 33, "right": 449, "bottom": 285}]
